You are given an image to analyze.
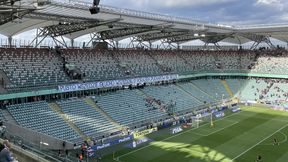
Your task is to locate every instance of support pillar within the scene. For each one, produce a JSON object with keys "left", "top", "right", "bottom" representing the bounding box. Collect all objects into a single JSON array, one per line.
[
  {"left": 116, "top": 41, "right": 119, "bottom": 49},
  {"left": 149, "top": 41, "right": 152, "bottom": 49},
  {"left": 70, "top": 39, "right": 74, "bottom": 48},
  {"left": 8, "top": 36, "right": 12, "bottom": 48}
]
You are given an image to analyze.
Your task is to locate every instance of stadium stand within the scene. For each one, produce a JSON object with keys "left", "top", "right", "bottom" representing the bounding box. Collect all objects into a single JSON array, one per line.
[
  {"left": 1, "top": 49, "right": 288, "bottom": 93},
  {"left": 225, "top": 79, "right": 246, "bottom": 97},
  {"left": 7, "top": 101, "right": 81, "bottom": 142},
  {"left": 148, "top": 50, "right": 192, "bottom": 73},
  {"left": 177, "top": 82, "right": 216, "bottom": 103},
  {"left": 56, "top": 98, "right": 119, "bottom": 137},
  {"left": 94, "top": 89, "right": 166, "bottom": 126},
  {"left": 61, "top": 49, "right": 126, "bottom": 81},
  {"left": 141, "top": 84, "right": 203, "bottom": 112},
  {"left": 251, "top": 53, "right": 288, "bottom": 74},
  {"left": 238, "top": 78, "right": 288, "bottom": 103},
  {"left": 190, "top": 79, "right": 230, "bottom": 100},
  {"left": 113, "top": 50, "right": 163, "bottom": 76},
  {"left": 0, "top": 48, "right": 69, "bottom": 90}
]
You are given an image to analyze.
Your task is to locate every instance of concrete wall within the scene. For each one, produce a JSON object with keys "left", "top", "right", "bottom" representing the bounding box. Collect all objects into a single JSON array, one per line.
[
  {"left": 4, "top": 122, "right": 75, "bottom": 150},
  {"left": 0, "top": 139, "right": 51, "bottom": 162}
]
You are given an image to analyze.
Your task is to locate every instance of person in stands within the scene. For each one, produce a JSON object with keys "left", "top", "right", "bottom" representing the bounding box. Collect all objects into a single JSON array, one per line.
[
  {"left": 0, "top": 140, "right": 18, "bottom": 162},
  {"left": 79, "top": 153, "right": 83, "bottom": 162}
]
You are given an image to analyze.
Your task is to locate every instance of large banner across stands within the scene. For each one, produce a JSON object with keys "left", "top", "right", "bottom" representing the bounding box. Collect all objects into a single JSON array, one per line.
[
  {"left": 58, "top": 74, "right": 178, "bottom": 92},
  {"left": 133, "top": 127, "right": 158, "bottom": 138}
]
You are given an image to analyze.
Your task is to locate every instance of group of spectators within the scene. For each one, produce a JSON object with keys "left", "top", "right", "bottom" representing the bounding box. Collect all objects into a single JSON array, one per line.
[
  {"left": 145, "top": 96, "right": 177, "bottom": 113},
  {"left": 251, "top": 78, "right": 288, "bottom": 102}
]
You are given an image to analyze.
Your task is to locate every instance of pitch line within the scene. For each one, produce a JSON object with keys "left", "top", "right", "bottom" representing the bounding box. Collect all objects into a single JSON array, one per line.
[
  {"left": 117, "top": 111, "right": 244, "bottom": 160},
  {"left": 190, "top": 121, "right": 239, "bottom": 137},
  {"left": 231, "top": 123, "right": 288, "bottom": 161},
  {"left": 260, "top": 131, "right": 288, "bottom": 146}
]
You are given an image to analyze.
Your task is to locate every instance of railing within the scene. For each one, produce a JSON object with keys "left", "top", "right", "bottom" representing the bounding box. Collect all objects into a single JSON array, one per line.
[
  {"left": 236, "top": 23, "right": 288, "bottom": 29},
  {"left": 48, "top": 0, "right": 227, "bottom": 27}
]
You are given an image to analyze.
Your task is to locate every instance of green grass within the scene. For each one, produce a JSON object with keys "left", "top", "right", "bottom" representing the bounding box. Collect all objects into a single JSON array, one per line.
[{"left": 99, "top": 106, "right": 288, "bottom": 162}]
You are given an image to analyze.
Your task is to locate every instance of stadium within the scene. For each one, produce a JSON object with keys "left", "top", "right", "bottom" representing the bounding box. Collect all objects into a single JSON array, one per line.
[{"left": 0, "top": 0, "right": 288, "bottom": 162}]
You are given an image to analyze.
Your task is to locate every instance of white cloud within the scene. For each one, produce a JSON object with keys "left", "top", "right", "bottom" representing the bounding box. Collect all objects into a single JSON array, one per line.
[
  {"left": 256, "top": 0, "right": 280, "bottom": 5},
  {"left": 255, "top": 0, "right": 284, "bottom": 10},
  {"left": 103, "top": 0, "right": 235, "bottom": 8},
  {"left": 148, "top": 0, "right": 235, "bottom": 8}
]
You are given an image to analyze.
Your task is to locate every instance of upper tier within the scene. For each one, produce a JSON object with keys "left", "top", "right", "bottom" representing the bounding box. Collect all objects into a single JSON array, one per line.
[{"left": 0, "top": 48, "right": 286, "bottom": 92}]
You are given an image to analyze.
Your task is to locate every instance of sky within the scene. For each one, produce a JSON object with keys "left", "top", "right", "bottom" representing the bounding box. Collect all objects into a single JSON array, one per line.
[
  {"left": 100, "top": 0, "right": 288, "bottom": 25},
  {"left": 3, "top": 0, "right": 288, "bottom": 47}
]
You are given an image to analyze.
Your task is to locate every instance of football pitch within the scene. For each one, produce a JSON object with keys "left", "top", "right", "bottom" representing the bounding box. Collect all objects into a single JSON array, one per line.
[{"left": 102, "top": 106, "right": 288, "bottom": 162}]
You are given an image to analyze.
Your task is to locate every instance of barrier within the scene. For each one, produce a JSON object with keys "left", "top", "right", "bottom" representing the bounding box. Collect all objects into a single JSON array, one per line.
[
  {"left": 87, "top": 135, "right": 134, "bottom": 157},
  {"left": 133, "top": 127, "right": 158, "bottom": 138},
  {"left": 214, "top": 111, "right": 225, "bottom": 118}
]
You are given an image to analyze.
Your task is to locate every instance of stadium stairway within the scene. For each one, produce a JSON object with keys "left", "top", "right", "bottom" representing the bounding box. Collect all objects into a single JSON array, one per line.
[
  {"left": 221, "top": 80, "right": 234, "bottom": 98},
  {"left": 175, "top": 84, "right": 203, "bottom": 103},
  {"left": 48, "top": 103, "right": 89, "bottom": 141},
  {"left": 0, "top": 70, "right": 10, "bottom": 93},
  {"left": 1, "top": 109, "right": 18, "bottom": 125},
  {"left": 83, "top": 98, "right": 124, "bottom": 130},
  {"left": 188, "top": 82, "right": 216, "bottom": 101}
]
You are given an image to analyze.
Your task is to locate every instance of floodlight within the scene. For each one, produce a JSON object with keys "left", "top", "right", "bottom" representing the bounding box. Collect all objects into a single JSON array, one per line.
[
  {"left": 90, "top": 0, "right": 100, "bottom": 14},
  {"left": 89, "top": 6, "right": 100, "bottom": 14}
]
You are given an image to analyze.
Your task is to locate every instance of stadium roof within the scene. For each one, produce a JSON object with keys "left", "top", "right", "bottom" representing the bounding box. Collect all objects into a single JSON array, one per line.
[{"left": 1, "top": 0, "right": 288, "bottom": 46}]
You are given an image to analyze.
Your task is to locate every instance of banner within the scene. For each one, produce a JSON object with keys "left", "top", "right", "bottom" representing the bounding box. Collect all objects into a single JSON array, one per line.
[
  {"left": 87, "top": 147, "right": 96, "bottom": 158},
  {"left": 132, "top": 137, "right": 151, "bottom": 148},
  {"left": 58, "top": 74, "right": 178, "bottom": 92},
  {"left": 231, "top": 106, "right": 241, "bottom": 113},
  {"left": 133, "top": 127, "right": 158, "bottom": 138},
  {"left": 171, "top": 126, "right": 183, "bottom": 134},
  {"left": 90, "top": 135, "right": 134, "bottom": 152},
  {"left": 214, "top": 111, "right": 225, "bottom": 118}
]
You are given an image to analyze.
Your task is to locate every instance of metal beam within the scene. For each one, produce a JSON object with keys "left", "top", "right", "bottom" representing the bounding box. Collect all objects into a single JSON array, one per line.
[{"left": 137, "top": 30, "right": 190, "bottom": 42}]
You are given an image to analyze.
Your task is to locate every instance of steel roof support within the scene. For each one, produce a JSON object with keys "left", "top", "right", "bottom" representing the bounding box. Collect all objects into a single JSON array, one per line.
[
  {"left": 239, "top": 33, "right": 275, "bottom": 50},
  {"left": 159, "top": 39, "right": 177, "bottom": 49},
  {"left": 249, "top": 36, "right": 275, "bottom": 50},
  {"left": 29, "top": 28, "right": 68, "bottom": 48},
  {"left": 124, "top": 36, "right": 149, "bottom": 49},
  {"left": 29, "top": 28, "right": 46, "bottom": 47}
]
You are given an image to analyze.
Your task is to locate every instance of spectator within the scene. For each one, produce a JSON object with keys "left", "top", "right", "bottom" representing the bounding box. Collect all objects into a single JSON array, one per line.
[{"left": 0, "top": 140, "right": 18, "bottom": 162}]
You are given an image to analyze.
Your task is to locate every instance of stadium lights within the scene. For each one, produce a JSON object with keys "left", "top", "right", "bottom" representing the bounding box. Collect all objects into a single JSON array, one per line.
[{"left": 89, "top": 0, "right": 100, "bottom": 14}]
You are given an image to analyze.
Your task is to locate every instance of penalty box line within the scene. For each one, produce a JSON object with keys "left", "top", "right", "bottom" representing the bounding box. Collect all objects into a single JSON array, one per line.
[
  {"left": 191, "top": 121, "right": 239, "bottom": 137},
  {"left": 117, "top": 111, "right": 244, "bottom": 160},
  {"left": 231, "top": 123, "right": 288, "bottom": 161}
]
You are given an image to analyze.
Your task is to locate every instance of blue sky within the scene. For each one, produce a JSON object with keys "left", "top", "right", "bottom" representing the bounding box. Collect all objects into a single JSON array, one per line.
[{"left": 100, "top": 0, "right": 288, "bottom": 25}]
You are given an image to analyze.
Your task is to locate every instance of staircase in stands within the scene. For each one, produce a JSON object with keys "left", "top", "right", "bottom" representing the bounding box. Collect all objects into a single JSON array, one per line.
[
  {"left": 83, "top": 98, "right": 124, "bottom": 130},
  {"left": 48, "top": 102, "right": 89, "bottom": 141},
  {"left": 220, "top": 80, "right": 234, "bottom": 98}
]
